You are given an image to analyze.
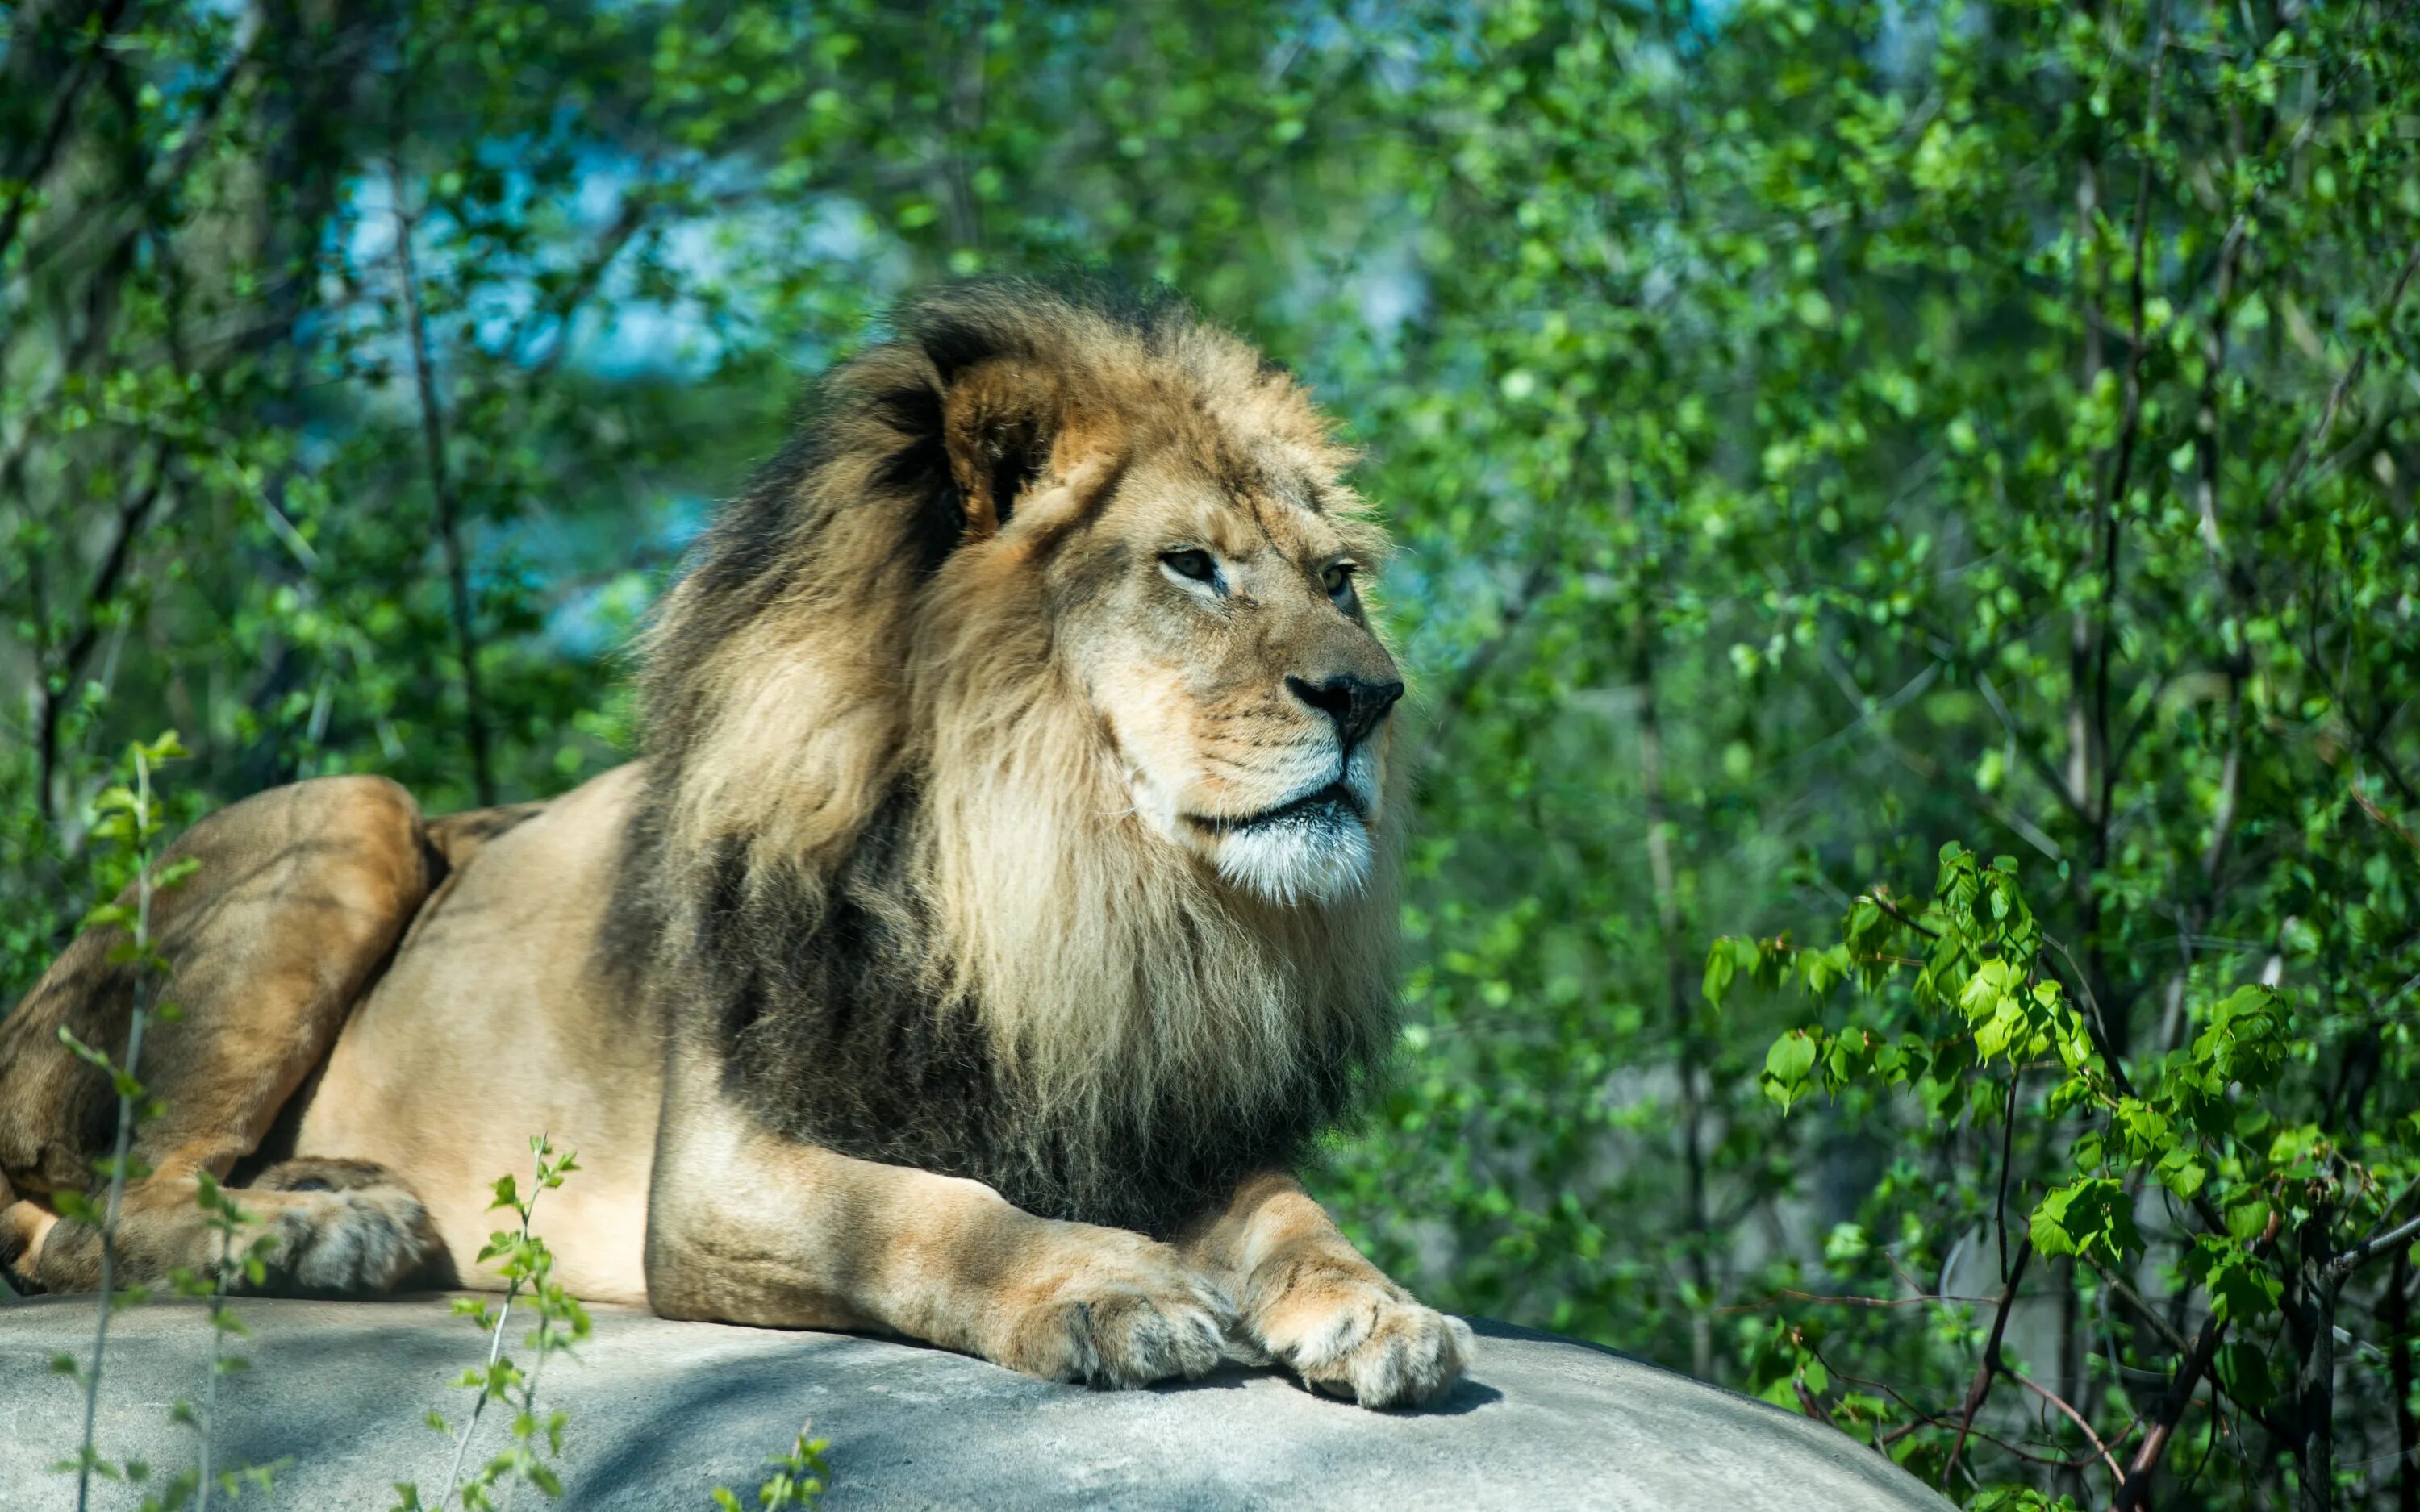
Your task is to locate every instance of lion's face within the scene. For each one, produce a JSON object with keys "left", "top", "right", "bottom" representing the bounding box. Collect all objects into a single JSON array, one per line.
[{"left": 1044, "top": 450, "right": 1402, "bottom": 906}]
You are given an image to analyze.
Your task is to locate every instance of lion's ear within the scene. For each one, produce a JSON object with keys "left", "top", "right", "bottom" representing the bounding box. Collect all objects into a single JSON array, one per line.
[{"left": 940, "top": 359, "right": 1062, "bottom": 539}]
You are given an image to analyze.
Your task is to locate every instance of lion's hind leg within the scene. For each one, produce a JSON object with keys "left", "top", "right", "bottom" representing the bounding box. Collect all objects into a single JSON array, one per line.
[
  {"left": 23, "top": 1159, "right": 450, "bottom": 1295},
  {"left": 0, "top": 776, "right": 448, "bottom": 1297}
]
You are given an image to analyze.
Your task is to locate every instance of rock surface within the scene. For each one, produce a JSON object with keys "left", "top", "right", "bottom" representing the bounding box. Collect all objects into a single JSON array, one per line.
[{"left": 1, "top": 1296, "right": 1950, "bottom": 1510}]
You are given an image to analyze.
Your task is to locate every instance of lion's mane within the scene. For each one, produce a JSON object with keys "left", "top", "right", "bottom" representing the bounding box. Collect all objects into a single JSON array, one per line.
[{"left": 616, "top": 281, "right": 1401, "bottom": 1236}]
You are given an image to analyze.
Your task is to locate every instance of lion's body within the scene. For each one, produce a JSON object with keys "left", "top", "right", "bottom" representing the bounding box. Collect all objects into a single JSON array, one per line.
[
  {"left": 0, "top": 281, "right": 1471, "bottom": 1407},
  {"left": 295, "top": 766, "right": 657, "bottom": 1304}
]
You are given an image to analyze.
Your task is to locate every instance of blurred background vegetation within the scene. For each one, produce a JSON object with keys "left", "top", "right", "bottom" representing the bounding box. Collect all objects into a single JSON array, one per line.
[{"left": 4, "top": 0, "right": 2417, "bottom": 1506}]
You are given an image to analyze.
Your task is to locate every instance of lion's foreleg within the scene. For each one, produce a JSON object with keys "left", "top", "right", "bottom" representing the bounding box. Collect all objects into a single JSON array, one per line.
[
  {"left": 1181, "top": 1171, "right": 1472, "bottom": 1409},
  {"left": 644, "top": 1069, "right": 1238, "bottom": 1388}
]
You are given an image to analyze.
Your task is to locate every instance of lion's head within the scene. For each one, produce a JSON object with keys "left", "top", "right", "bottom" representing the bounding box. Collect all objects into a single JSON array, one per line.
[{"left": 629, "top": 280, "right": 1404, "bottom": 1233}]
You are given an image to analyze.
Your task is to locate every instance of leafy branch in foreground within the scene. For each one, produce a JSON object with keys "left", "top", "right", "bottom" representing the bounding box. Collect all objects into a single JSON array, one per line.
[
  {"left": 711, "top": 1425, "right": 832, "bottom": 1510},
  {"left": 161, "top": 1173, "right": 286, "bottom": 1512},
  {"left": 47, "top": 733, "right": 198, "bottom": 1510},
  {"left": 1712, "top": 843, "right": 2414, "bottom": 1508},
  {"left": 393, "top": 1135, "right": 589, "bottom": 1512},
  {"left": 43, "top": 733, "right": 285, "bottom": 1512}
]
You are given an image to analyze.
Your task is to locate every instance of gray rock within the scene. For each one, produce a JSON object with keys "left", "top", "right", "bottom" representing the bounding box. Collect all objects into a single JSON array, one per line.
[{"left": 1, "top": 1296, "right": 1951, "bottom": 1510}]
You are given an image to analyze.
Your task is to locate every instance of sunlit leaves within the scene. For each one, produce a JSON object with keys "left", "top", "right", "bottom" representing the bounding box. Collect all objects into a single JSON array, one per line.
[
  {"left": 2028, "top": 1178, "right": 2141, "bottom": 1267},
  {"left": 392, "top": 1135, "right": 589, "bottom": 1511},
  {"left": 6, "top": 1, "right": 2418, "bottom": 1505}
]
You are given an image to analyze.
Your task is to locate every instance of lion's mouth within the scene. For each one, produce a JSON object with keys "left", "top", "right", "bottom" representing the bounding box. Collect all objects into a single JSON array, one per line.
[{"left": 1188, "top": 781, "right": 1364, "bottom": 835}]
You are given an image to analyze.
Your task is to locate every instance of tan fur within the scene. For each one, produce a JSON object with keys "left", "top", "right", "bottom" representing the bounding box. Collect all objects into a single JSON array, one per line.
[
  {"left": 290, "top": 766, "right": 660, "bottom": 1304},
  {"left": 0, "top": 777, "right": 447, "bottom": 1294},
  {"left": 0, "top": 281, "right": 1469, "bottom": 1408},
  {"left": 1182, "top": 1173, "right": 1474, "bottom": 1404},
  {"left": 908, "top": 456, "right": 1399, "bottom": 1140}
]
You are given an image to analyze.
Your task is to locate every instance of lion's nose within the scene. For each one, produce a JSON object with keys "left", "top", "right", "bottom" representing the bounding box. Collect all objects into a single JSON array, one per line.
[{"left": 1286, "top": 674, "right": 1405, "bottom": 747}]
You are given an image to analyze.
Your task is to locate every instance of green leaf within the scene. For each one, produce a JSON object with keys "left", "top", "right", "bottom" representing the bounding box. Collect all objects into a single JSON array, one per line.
[
  {"left": 2224, "top": 1193, "right": 2273, "bottom": 1243},
  {"left": 1702, "top": 939, "right": 1739, "bottom": 1010},
  {"left": 2029, "top": 1178, "right": 2143, "bottom": 1265},
  {"left": 2185, "top": 1236, "right": 2282, "bottom": 1323},
  {"left": 2213, "top": 1341, "right": 2276, "bottom": 1409},
  {"left": 1761, "top": 1030, "right": 1821, "bottom": 1114}
]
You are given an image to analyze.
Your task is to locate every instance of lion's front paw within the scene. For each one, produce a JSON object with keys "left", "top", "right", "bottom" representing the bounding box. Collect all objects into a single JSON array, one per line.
[
  {"left": 995, "top": 1235, "right": 1238, "bottom": 1389},
  {"left": 1246, "top": 1254, "right": 1473, "bottom": 1410}
]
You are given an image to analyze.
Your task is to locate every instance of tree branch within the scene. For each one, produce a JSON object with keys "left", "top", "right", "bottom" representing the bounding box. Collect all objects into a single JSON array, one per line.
[
  {"left": 0, "top": 0, "right": 134, "bottom": 265},
  {"left": 1945, "top": 1236, "right": 2034, "bottom": 1487},
  {"left": 1976, "top": 670, "right": 2090, "bottom": 824},
  {"left": 389, "top": 134, "right": 496, "bottom": 805},
  {"left": 2256, "top": 238, "right": 2420, "bottom": 532},
  {"left": 2114, "top": 1211, "right": 2280, "bottom": 1511},
  {"left": 2330, "top": 1210, "right": 2420, "bottom": 1284},
  {"left": 34, "top": 444, "right": 170, "bottom": 823},
  {"left": 13, "top": 18, "right": 262, "bottom": 288},
  {"left": 2112, "top": 1300, "right": 2230, "bottom": 1510},
  {"left": 2008, "top": 1364, "right": 2123, "bottom": 1489}
]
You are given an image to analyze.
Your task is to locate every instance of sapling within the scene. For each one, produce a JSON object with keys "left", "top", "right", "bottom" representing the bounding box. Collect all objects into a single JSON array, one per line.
[
  {"left": 711, "top": 1426, "right": 832, "bottom": 1510},
  {"left": 48, "top": 733, "right": 198, "bottom": 1510},
  {"left": 392, "top": 1134, "right": 590, "bottom": 1512},
  {"left": 161, "top": 1171, "right": 283, "bottom": 1512}
]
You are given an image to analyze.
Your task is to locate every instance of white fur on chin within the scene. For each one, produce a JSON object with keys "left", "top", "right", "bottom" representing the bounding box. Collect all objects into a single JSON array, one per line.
[{"left": 1215, "top": 814, "right": 1375, "bottom": 906}]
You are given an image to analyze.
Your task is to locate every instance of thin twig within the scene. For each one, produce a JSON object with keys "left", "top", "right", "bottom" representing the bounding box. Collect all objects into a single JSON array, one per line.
[
  {"left": 1996, "top": 1072, "right": 2020, "bottom": 1281},
  {"left": 2090, "top": 6, "right": 2170, "bottom": 836},
  {"left": 1945, "top": 1236, "right": 2034, "bottom": 1487},
  {"left": 2257, "top": 238, "right": 2420, "bottom": 530},
  {"left": 441, "top": 1138, "right": 551, "bottom": 1506},
  {"left": 1722, "top": 1288, "right": 2009, "bottom": 1313},
  {"left": 1411, "top": 554, "right": 1556, "bottom": 774},
  {"left": 1819, "top": 647, "right": 2064, "bottom": 860},
  {"left": 2009, "top": 1364, "right": 2125, "bottom": 1488},
  {"left": 73, "top": 747, "right": 158, "bottom": 1512},
  {"left": 2089, "top": 1260, "right": 2193, "bottom": 1357},
  {"left": 196, "top": 1212, "right": 234, "bottom": 1512},
  {"left": 13, "top": 19, "right": 262, "bottom": 287},
  {"left": 35, "top": 447, "right": 169, "bottom": 823},
  {"left": 1865, "top": 890, "right": 1941, "bottom": 941},
  {"left": 505, "top": 195, "right": 655, "bottom": 374},
  {"left": 2353, "top": 786, "right": 2420, "bottom": 852},
  {"left": 1976, "top": 671, "right": 2089, "bottom": 823}
]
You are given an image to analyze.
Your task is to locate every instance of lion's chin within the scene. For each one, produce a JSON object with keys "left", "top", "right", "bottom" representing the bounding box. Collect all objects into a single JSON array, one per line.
[{"left": 1211, "top": 810, "right": 1375, "bottom": 906}]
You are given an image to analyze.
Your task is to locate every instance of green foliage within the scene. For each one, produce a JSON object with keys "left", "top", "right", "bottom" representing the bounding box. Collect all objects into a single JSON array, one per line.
[
  {"left": 8, "top": 0, "right": 2419, "bottom": 1506},
  {"left": 37, "top": 734, "right": 285, "bottom": 1512},
  {"left": 710, "top": 1427, "right": 832, "bottom": 1510},
  {"left": 48, "top": 735, "right": 194, "bottom": 1507},
  {"left": 1713, "top": 838, "right": 2415, "bottom": 1499},
  {"left": 394, "top": 1136, "right": 591, "bottom": 1512}
]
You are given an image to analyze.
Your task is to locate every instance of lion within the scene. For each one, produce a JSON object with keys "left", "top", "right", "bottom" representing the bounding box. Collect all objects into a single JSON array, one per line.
[{"left": 0, "top": 279, "right": 1471, "bottom": 1407}]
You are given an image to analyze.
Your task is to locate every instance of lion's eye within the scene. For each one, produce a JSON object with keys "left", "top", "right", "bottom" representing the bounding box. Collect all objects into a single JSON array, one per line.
[
  {"left": 1162, "top": 549, "right": 1218, "bottom": 585},
  {"left": 1322, "top": 562, "right": 1358, "bottom": 600}
]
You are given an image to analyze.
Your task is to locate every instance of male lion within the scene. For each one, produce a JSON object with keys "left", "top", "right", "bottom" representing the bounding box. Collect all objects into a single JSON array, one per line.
[{"left": 0, "top": 280, "right": 1471, "bottom": 1407}]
